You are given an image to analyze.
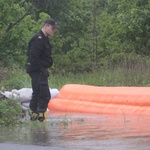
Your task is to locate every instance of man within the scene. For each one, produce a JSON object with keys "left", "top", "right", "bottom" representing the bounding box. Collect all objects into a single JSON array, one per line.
[{"left": 26, "top": 19, "right": 59, "bottom": 122}]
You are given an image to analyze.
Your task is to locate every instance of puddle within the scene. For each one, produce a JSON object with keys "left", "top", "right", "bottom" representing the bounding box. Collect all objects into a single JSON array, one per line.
[{"left": 0, "top": 111, "right": 150, "bottom": 150}]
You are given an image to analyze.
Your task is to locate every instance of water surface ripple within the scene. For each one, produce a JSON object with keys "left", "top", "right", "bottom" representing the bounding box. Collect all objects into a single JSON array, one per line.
[{"left": 0, "top": 111, "right": 150, "bottom": 150}]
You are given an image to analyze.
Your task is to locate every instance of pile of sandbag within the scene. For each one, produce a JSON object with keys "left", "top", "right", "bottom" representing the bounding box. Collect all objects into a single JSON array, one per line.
[{"left": 0, "top": 87, "right": 59, "bottom": 109}]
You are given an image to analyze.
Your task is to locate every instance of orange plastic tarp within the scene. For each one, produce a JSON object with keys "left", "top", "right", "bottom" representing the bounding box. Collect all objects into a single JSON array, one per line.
[{"left": 48, "top": 84, "right": 150, "bottom": 115}]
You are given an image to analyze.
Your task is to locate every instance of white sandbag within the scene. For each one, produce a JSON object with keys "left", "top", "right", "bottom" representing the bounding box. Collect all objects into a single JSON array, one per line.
[
  {"left": 1, "top": 87, "right": 59, "bottom": 103},
  {"left": 12, "top": 88, "right": 32, "bottom": 103},
  {"left": 50, "top": 88, "right": 59, "bottom": 99}
]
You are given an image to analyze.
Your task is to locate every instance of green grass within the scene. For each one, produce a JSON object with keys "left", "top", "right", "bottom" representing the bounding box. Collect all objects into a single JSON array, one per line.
[
  {"left": 1, "top": 64, "right": 150, "bottom": 91},
  {"left": 0, "top": 99, "right": 22, "bottom": 126},
  {"left": 49, "top": 66, "right": 150, "bottom": 89}
]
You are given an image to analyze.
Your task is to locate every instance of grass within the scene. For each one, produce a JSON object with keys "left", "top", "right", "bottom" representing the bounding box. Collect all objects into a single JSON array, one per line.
[
  {"left": 49, "top": 66, "right": 150, "bottom": 89},
  {"left": 0, "top": 99, "right": 22, "bottom": 126},
  {"left": 1, "top": 63, "right": 150, "bottom": 91}
]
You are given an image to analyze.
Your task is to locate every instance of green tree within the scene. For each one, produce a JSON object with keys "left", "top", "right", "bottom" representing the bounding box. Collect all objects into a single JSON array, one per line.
[
  {"left": 1, "top": 0, "right": 150, "bottom": 74},
  {"left": 0, "top": 0, "right": 33, "bottom": 65},
  {"left": 0, "top": 0, "right": 53, "bottom": 66}
]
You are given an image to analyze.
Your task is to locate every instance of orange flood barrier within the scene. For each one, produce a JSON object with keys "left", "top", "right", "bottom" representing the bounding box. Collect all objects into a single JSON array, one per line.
[{"left": 48, "top": 84, "right": 150, "bottom": 115}]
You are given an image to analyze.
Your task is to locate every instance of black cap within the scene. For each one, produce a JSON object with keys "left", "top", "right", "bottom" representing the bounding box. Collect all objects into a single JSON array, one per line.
[{"left": 44, "top": 19, "right": 59, "bottom": 29}]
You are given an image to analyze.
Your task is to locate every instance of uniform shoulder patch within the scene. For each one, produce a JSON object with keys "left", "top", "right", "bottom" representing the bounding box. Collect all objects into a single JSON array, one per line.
[{"left": 38, "top": 36, "right": 42, "bottom": 39}]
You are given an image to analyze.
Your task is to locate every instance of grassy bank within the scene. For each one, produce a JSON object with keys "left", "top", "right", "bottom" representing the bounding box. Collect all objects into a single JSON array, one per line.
[{"left": 1, "top": 64, "right": 150, "bottom": 91}]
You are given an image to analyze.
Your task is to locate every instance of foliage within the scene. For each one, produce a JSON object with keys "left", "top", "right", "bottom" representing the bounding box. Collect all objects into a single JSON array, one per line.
[
  {"left": 0, "top": 63, "right": 31, "bottom": 90},
  {"left": 1, "top": 0, "right": 150, "bottom": 74},
  {"left": 0, "top": 99, "right": 22, "bottom": 126},
  {"left": 100, "top": 0, "right": 150, "bottom": 56},
  {"left": 0, "top": 0, "right": 52, "bottom": 66}
]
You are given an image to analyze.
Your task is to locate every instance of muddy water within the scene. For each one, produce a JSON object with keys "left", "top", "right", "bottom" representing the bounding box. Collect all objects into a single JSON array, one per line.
[{"left": 0, "top": 111, "right": 150, "bottom": 150}]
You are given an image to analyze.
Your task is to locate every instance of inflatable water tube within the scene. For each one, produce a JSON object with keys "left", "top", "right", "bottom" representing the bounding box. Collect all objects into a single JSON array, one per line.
[{"left": 48, "top": 84, "right": 150, "bottom": 115}]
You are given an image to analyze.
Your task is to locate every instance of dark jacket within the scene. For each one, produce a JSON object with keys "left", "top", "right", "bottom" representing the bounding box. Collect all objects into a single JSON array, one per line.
[{"left": 26, "top": 30, "right": 53, "bottom": 73}]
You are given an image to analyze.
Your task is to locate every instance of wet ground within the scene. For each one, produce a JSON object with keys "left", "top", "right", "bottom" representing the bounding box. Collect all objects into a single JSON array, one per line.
[{"left": 0, "top": 111, "right": 150, "bottom": 150}]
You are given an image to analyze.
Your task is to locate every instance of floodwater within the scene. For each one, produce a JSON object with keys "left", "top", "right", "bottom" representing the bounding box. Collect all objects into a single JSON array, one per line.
[{"left": 1, "top": 111, "right": 150, "bottom": 150}]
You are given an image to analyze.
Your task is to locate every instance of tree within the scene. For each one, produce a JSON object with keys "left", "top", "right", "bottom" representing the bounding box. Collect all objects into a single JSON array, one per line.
[{"left": 0, "top": 0, "right": 52, "bottom": 65}]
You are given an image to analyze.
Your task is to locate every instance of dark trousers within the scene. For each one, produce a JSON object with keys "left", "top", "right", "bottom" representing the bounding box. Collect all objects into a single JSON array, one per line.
[{"left": 29, "top": 72, "right": 50, "bottom": 113}]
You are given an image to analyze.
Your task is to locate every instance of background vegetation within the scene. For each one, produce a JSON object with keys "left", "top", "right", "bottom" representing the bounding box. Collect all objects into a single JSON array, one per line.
[
  {"left": 1, "top": 0, "right": 150, "bottom": 90},
  {"left": 1, "top": 0, "right": 150, "bottom": 74},
  {"left": 0, "top": 98, "right": 22, "bottom": 126}
]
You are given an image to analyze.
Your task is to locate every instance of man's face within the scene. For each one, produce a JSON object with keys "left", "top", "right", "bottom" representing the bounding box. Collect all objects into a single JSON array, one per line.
[{"left": 46, "top": 24, "right": 56, "bottom": 36}]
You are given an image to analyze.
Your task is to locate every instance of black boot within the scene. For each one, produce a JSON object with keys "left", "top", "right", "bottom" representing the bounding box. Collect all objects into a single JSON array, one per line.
[
  {"left": 37, "top": 112, "right": 46, "bottom": 122},
  {"left": 29, "top": 111, "right": 38, "bottom": 121}
]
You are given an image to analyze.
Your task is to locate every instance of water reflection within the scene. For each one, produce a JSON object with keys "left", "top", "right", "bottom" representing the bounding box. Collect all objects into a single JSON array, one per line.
[
  {"left": 29, "top": 124, "right": 49, "bottom": 146},
  {"left": 1, "top": 111, "right": 150, "bottom": 149},
  {"left": 52, "top": 112, "right": 150, "bottom": 141}
]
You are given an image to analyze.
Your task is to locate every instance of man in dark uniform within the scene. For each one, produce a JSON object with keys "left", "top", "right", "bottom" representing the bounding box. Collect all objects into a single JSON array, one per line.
[{"left": 26, "top": 19, "right": 59, "bottom": 122}]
